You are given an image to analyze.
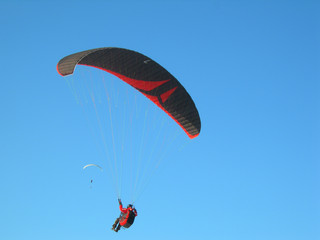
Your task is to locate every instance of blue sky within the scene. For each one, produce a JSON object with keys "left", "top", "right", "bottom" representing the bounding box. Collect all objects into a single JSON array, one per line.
[{"left": 0, "top": 1, "right": 319, "bottom": 239}]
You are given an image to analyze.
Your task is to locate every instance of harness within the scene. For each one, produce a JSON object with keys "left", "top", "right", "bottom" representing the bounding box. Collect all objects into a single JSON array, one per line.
[{"left": 119, "top": 210, "right": 136, "bottom": 228}]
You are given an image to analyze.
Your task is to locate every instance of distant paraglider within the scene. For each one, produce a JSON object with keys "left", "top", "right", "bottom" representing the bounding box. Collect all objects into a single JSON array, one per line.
[{"left": 83, "top": 164, "right": 103, "bottom": 184}]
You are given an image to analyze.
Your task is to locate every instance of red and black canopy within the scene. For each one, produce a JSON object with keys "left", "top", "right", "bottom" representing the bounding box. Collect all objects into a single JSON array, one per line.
[{"left": 57, "top": 47, "right": 201, "bottom": 138}]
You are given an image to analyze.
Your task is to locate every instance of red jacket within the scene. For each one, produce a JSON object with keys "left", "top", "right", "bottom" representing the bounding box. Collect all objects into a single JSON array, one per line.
[{"left": 119, "top": 204, "right": 138, "bottom": 216}]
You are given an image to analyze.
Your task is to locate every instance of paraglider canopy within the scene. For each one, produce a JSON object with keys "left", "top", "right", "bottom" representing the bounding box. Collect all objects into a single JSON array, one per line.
[
  {"left": 83, "top": 164, "right": 103, "bottom": 170},
  {"left": 57, "top": 47, "right": 201, "bottom": 139}
]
